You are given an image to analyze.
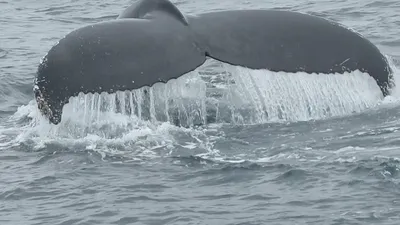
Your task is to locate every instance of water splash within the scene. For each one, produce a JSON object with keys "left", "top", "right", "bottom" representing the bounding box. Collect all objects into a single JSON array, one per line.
[
  {"left": 0, "top": 71, "right": 220, "bottom": 161},
  {"left": 3, "top": 59, "right": 398, "bottom": 161}
]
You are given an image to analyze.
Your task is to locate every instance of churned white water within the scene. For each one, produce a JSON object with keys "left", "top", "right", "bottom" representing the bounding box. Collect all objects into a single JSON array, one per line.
[{"left": 7, "top": 62, "right": 388, "bottom": 160}]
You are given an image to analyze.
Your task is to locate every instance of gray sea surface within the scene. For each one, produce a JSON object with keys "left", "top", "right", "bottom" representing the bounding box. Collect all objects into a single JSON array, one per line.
[{"left": 1, "top": 0, "right": 400, "bottom": 224}]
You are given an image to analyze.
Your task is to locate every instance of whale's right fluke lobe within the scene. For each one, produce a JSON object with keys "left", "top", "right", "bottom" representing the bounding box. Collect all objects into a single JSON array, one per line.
[{"left": 188, "top": 10, "right": 393, "bottom": 95}]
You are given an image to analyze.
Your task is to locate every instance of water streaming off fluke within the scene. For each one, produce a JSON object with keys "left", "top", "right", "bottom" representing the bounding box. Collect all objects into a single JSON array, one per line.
[
  {"left": 222, "top": 66, "right": 383, "bottom": 123},
  {"left": 56, "top": 64, "right": 384, "bottom": 130}
]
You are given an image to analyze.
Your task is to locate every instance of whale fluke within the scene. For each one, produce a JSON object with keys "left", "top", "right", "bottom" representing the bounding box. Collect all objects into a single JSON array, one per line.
[{"left": 34, "top": 0, "right": 393, "bottom": 125}]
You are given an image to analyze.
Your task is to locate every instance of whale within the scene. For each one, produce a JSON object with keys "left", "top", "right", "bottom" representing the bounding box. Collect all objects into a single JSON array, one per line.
[{"left": 34, "top": 0, "right": 394, "bottom": 125}]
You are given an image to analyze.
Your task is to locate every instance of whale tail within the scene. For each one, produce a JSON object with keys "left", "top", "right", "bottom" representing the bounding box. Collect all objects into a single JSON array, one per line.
[{"left": 34, "top": 0, "right": 393, "bottom": 125}]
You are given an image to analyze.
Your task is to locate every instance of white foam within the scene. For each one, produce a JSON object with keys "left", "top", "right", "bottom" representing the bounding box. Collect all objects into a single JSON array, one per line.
[
  {"left": 2, "top": 75, "right": 217, "bottom": 159},
  {"left": 4, "top": 102, "right": 217, "bottom": 161},
  {"left": 3, "top": 58, "right": 400, "bottom": 162}
]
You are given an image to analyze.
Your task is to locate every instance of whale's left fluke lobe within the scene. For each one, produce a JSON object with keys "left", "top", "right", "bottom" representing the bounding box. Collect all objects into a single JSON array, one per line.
[{"left": 34, "top": 13, "right": 205, "bottom": 124}]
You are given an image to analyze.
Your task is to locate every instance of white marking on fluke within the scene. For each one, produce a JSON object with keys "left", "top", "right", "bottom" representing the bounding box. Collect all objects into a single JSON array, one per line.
[{"left": 340, "top": 58, "right": 350, "bottom": 65}]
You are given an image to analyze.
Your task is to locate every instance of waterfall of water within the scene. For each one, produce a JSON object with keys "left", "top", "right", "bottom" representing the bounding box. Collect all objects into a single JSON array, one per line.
[
  {"left": 220, "top": 66, "right": 383, "bottom": 123},
  {"left": 58, "top": 63, "right": 384, "bottom": 129}
]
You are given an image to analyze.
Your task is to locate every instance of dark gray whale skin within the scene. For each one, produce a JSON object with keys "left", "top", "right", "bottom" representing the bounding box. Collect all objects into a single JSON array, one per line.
[{"left": 34, "top": 0, "right": 393, "bottom": 125}]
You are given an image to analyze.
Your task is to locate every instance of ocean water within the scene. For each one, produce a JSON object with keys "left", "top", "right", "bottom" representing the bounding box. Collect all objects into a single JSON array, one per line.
[{"left": 1, "top": 0, "right": 400, "bottom": 224}]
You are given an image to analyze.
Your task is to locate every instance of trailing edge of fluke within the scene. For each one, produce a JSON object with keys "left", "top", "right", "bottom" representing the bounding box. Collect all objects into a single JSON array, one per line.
[{"left": 34, "top": 0, "right": 394, "bottom": 125}]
